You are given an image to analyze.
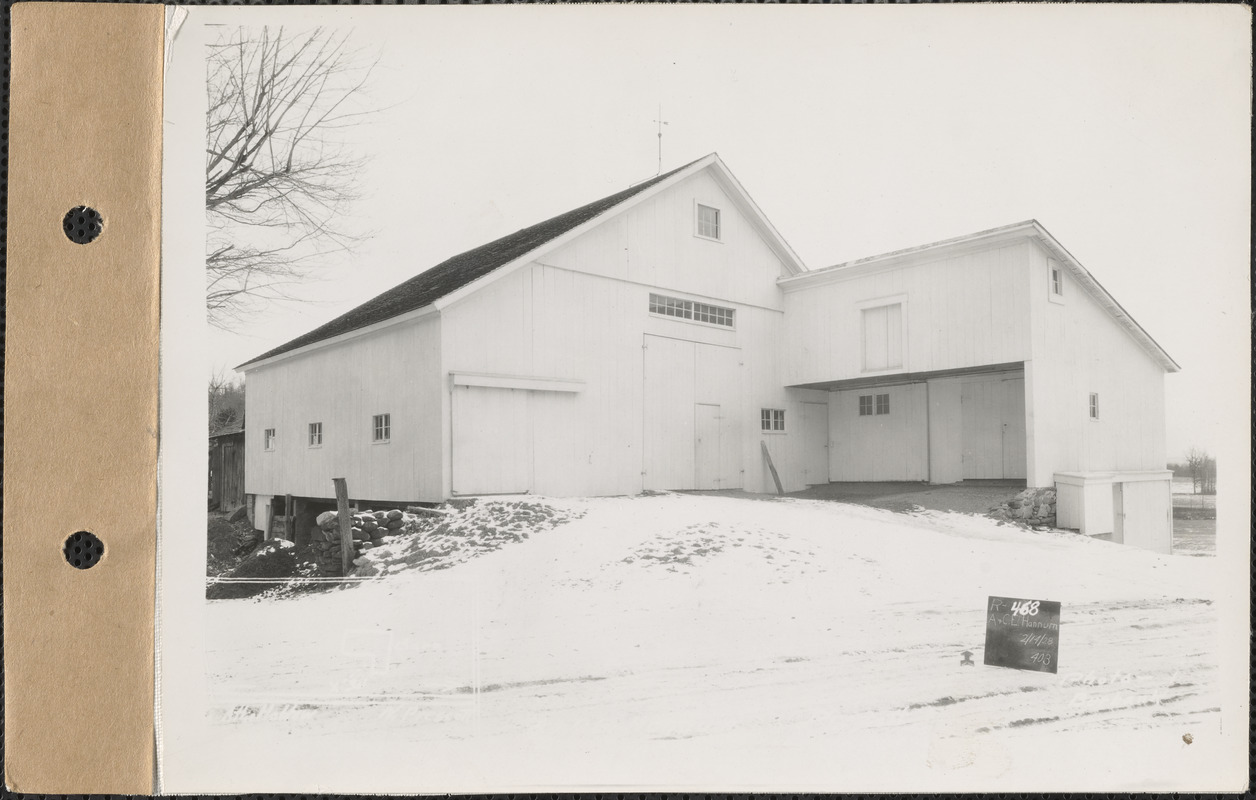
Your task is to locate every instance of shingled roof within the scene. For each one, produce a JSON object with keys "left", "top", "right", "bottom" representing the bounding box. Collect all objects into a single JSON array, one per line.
[{"left": 239, "top": 158, "right": 704, "bottom": 368}]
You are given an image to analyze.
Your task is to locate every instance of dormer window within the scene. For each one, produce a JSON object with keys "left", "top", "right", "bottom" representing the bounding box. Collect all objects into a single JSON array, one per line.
[{"left": 695, "top": 203, "right": 721, "bottom": 241}]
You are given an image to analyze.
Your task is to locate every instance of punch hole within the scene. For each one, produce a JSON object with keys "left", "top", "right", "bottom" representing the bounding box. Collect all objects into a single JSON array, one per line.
[
  {"left": 62, "top": 205, "right": 103, "bottom": 244},
  {"left": 64, "top": 531, "right": 104, "bottom": 570}
]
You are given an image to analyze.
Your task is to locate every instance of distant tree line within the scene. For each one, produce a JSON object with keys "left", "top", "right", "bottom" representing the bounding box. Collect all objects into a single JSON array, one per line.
[{"left": 1168, "top": 448, "right": 1216, "bottom": 495}]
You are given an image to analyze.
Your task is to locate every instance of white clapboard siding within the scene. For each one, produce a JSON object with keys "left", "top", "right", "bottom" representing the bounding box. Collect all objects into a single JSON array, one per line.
[
  {"left": 783, "top": 242, "right": 1032, "bottom": 385},
  {"left": 1024, "top": 240, "right": 1167, "bottom": 485},
  {"left": 244, "top": 314, "right": 443, "bottom": 503}
]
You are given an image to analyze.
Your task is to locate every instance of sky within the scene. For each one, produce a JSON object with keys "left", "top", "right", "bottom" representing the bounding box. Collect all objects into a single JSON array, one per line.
[{"left": 184, "top": 4, "right": 1251, "bottom": 462}]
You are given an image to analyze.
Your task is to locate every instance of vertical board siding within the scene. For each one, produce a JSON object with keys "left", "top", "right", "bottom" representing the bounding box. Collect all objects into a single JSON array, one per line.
[
  {"left": 783, "top": 242, "right": 1032, "bottom": 385},
  {"left": 541, "top": 170, "right": 789, "bottom": 311},
  {"left": 1025, "top": 240, "right": 1168, "bottom": 484},
  {"left": 829, "top": 384, "right": 928, "bottom": 481},
  {"left": 244, "top": 314, "right": 443, "bottom": 503},
  {"left": 960, "top": 374, "right": 1027, "bottom": 479}
]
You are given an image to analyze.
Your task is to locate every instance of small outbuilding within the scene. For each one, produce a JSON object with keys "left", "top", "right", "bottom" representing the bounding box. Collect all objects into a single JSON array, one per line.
[{"left": 208, "top": 426, "right": 246, "bottom": 513}]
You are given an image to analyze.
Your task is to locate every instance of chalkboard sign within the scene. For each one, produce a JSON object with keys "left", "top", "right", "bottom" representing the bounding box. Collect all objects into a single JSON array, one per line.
[{"left": 984, "top": 596, "right": 1061, "bottom": 673}]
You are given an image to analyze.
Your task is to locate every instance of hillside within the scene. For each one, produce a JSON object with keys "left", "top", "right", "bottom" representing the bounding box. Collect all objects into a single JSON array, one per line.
[{"left": 203, "top": 492, "right": 1220, "bottom": 791}]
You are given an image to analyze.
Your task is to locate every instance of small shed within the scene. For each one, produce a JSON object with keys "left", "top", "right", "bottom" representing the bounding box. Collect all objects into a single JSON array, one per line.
[{"left": 208, "top": 426, "right": 246, "bottom": 512}]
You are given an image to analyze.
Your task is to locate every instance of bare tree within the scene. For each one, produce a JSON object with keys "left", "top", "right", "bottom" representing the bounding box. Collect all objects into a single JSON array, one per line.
[
  {"left": 208, "top": 371, "right": 246, "bottom": 435},
  {"left": 206, "top": 26, "right": 376, "bottom": 328},
  {"left": 1185, "top": 447, "right": 1217, "bottom": 495}
]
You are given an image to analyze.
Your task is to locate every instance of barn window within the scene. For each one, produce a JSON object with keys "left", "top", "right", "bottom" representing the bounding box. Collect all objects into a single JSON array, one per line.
[
  {"left": 1051, "top": 263, "right": 1064, "bottom": 297},
  {"left": 876, "top": 393, "right": 890, "bottom": 415},
  {"left": 308, "top": 422, "right": 323, "bottom": 447},
  {"left": 696, "top": 203, "right": 721, "bottom": 240},
  {"left": 1089, "top": 393, "right": 1099, "bottom": 420},
  {"left": 373, "top": 413, "right": 391, "bottom": 443},
  {"left": 648, "top": 293, "right": 735, "bottom": 328},
  {"left": 761, "top": 408, "right": 786, "bottom": 432},
  {"left": 862, "top": 303, "right": 904, "bottom": 371},
  {"left": 263, "top": 428, "right": 276, "bottom": 451},
  {"left": 858, "top": 395, "right": 873, "bottom": 416}
]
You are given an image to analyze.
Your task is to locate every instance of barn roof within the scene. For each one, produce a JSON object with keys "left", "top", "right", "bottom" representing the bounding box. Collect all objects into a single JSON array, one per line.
[{"left": 238, "top": 158, "right": 706, "bottom": 369}]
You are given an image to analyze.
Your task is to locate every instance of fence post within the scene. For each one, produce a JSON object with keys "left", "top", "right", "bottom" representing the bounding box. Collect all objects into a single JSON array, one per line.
[
  {"left": 332, "top": 478, "right": 353, "bottom": 576},
  {"left": 284, "top": 493, "right": 295, "bottom": 541}
]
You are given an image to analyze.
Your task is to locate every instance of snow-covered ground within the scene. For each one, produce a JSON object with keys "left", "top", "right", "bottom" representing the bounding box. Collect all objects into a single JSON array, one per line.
[{"left": 203, "top": 493, "right": 1223, "bottom": 791}]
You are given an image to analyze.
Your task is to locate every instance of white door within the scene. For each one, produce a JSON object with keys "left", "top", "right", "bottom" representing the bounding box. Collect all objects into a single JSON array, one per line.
[
  {"left": 694, "top": 404, "right": 722, "bottom": 490},
  {"left": 801, "top": 401, "right": 829, "bottom": 485},
  {"left": 962, "top": 375, "right": 1026, "bottom": 479},
  {"left": 452, "top": 386, "right": 532, "bottom": 495}
]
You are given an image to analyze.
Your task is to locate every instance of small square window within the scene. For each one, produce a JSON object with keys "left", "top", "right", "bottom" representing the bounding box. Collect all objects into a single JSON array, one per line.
[
  {"left": 373, "top": 413, "right": 391, "bottom": 443},
  {"left": 696, "top": 203, "right": 721, "bottom": 240},
  {"left": 1089, "top": 393, "right": 1099, "bottom": 420},
  {"left": 263, "top": 428, "right": 276, "bottom": 451},
  {"left": 858, "top": 395, "right": 873, "bottom": 416},
  {"left": 875, "top": 394, "right": 890, "bottom": 415},
  {"left": 761, "top": 408, "right": 785, "bottom": 432},
  {"left": 308, "top": 422, "right": 323, "bottom": 447}
]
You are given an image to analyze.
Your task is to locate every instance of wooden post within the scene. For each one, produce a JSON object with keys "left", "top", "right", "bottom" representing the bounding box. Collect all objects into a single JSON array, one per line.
[
  {"left": 761, "top": 440, "right": 784, "bottom": 496},
  {"left": 332, "top": 478, "right": 353, "bottom": 576},
  {"left": 283, "top": 493, "right": 295, "bottom": 541}
]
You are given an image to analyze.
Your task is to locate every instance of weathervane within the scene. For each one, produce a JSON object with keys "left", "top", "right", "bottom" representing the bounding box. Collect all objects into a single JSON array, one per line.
[{"left": 653, "top": 105, "right": 669, "bottom": 175}]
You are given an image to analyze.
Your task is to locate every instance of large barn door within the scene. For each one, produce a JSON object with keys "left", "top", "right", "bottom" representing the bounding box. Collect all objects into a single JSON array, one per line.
[
  {"left": 694, "top": 403, "right": 722, "bottom": 489},
  {"left": 452, "top": 385, "right": 533, "bottom": 495}
]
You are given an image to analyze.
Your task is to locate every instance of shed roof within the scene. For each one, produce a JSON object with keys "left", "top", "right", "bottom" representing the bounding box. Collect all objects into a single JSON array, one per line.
[{"left": 239, "top": 158, "right": 703, "bottom": 369}]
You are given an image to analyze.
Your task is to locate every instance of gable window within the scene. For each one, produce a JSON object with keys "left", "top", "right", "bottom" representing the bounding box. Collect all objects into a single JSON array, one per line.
[
  {"left": 648, "top": 293, "right": 735, "bottom": 328},
  {"left": 696, "top": 203, "right": 721, "bottom": 240},
  {"left": 862, "top": 303, "right": 904, "bottom": 371},
  {"left": 876, "top": 393, "right": 890, "bottom": 415},
  {"left": 1089, "top": 393, "right": 1099, "bottom": 420},
  {"left": 761, "top": 408, "right": 785, "bottom": 432},
  {"left": 1049, "top": 259, "right": 1065, "bottom": 302},
  {"left": 308, "top": 422, "right": 323, "bottom": 447},
  {"left": 263, "top": 428, "right": 276, "bottom": 451},
  {"left": 373, "top": 413, "right": 391, "bottom": 443},
  {"left": 858, "top": 395, "right": 873, "bottom": 416}
]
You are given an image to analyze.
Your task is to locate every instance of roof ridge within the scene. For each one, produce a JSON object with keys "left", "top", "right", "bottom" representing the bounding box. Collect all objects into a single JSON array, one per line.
[{"left": 239, "top": 156, "right": 708, "bottom": 368}]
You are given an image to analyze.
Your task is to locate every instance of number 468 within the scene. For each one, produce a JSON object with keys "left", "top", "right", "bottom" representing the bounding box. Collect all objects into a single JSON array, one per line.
[{"left": 1011, "top": 600, "right": 1040, "bottom": 616}]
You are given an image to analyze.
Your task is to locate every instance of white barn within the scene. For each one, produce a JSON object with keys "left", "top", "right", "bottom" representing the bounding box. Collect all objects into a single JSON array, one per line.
[{"left": 239, "top": 154, "right": 1179, "bottom": 551}]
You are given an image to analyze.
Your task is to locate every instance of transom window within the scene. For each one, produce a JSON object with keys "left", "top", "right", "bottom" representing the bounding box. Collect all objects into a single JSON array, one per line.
[
  {"left": 648, "top": 293, "right": 735, "bottom": 328},
  {"left": 373, "top": 413, "right": 391, "bottom": 443},
  {"left": 308, "top": 422, "right": 323, "bottom": 447},
  {"left": 761, "top": 408, "right": 785, "bottom": 432},
  {"left": 263, "top": 428, "right": 276, "bottom": 450},
  {"left": 696, "top": 203, "right": 721, "bottom": 240},
  {"left": 1089, "top": 393, "right": 1099, "bottom": 420}
]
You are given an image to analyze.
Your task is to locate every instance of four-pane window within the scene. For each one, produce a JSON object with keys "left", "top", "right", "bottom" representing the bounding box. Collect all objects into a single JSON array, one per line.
[
  {"left": 308, "top": 422, "right": 323, "bottom": 447},
  {"left": 696, "top": 203, "right": 721, "bottom": 240},
  {"left": 1089, "top": 393, "right": 1099, "bottom": 420},
  {"left": 761, "top": 408, "right": 785, "bottom": 432},
  {"left": 263, "top": 428, "right": 276, "bottom": 450},
  {"left": 373, "top": 413, "right": 391, "bottom": 443}
]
